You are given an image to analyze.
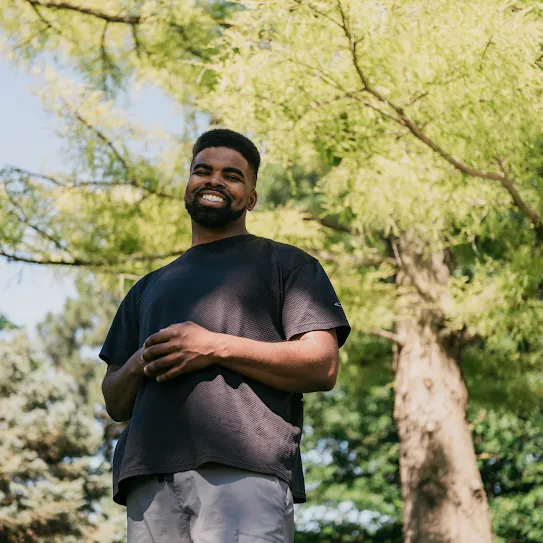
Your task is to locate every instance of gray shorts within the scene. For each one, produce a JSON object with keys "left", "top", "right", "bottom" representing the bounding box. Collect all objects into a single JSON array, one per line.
[{"left": 126, "top": 464, "right": 295, "bottom": 542}]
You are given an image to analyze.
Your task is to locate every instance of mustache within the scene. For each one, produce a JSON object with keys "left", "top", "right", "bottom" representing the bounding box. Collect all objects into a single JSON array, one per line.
[{"left": 194, "top": 187, "right": 232, "bottom": 203}]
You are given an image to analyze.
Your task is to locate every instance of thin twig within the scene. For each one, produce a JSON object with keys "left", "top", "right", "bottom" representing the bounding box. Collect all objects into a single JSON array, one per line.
[
  {"left": 294, "top": 0, "right": 343, "bottom": 29},
  {"left": 3, "top": 189, "right": 69, "bottom": 255},
  {"left": 69, "top": 106, "right": 131, "bottom": 173}
]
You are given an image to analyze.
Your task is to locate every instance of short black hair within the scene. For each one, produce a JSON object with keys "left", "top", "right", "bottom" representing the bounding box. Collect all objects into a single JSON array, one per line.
[{"left": 191, "top": 129, "right": 260, "bottom": 184}]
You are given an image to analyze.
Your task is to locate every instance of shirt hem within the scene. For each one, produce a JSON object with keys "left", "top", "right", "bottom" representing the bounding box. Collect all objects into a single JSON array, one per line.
[{"left": 113, "top": 455, "right": 306, "bottom": 506}]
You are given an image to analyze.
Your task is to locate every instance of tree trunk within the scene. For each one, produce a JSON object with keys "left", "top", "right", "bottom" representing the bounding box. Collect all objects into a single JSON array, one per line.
[{"left": 393, "top": 232, "right": 492, "bottom": 543}]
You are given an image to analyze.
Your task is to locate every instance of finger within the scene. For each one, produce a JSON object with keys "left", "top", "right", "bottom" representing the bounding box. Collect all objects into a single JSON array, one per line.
[
  {"left": 142, "top": 342, "right": 177, "bottom": 362},
  {"left": 144, "top": 354, "right": 178, "bottom": 377},
  {"left": 156, "top": 365, "right": 184, "bottom": 383},
  {"left": 143, "top": 328, "right": 172, "bottom": 349}
]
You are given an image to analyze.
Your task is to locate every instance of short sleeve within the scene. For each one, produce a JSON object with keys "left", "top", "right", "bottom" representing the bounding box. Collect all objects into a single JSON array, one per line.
[
  {"left": 282, "top": 259, "right": 351, "bottom": 348},
  {"left": 99, "top": 283, "right": 141, "bottom": 367}
]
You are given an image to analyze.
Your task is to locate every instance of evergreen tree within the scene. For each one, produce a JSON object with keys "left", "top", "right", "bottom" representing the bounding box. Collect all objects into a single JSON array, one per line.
[{"left": 0, "top": 330, "right": 124, "bottom": 542}]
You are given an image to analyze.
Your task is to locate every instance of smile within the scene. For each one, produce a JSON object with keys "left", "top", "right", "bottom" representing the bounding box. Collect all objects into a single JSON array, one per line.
[{"left": 200, "top": 193, "right": 226, "bottom": 203}]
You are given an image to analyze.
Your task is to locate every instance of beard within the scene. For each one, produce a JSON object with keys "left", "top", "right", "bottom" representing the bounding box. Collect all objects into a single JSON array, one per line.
[{"left": 185, "top": 192, "right": 246, "bottom": 228}]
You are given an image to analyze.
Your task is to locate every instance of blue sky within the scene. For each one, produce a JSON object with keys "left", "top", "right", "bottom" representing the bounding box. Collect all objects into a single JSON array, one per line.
[{"left": 0, "top": 57, "right": 185, "bottom": 330}]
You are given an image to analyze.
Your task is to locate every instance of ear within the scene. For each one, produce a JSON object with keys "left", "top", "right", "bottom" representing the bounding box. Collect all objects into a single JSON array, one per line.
[{"left": 247, "top": 189, "right": 258, "bottom": 211}]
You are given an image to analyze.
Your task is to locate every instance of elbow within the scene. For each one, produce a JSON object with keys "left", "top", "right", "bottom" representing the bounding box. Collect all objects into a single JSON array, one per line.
[
  {"left": 324, "top": 354, "right": 339, "bottom": 391},
  {"left": 315, "top": 358, "right": 338, "bottom": 392},
  {"left": 104, "top": 403, "right": 130, "bottom": 423},
  {"left": 319, "top": 375, "right": 337, "bottom": 392},
  {"left": 102, "top": 373, "right": 132, "bottom": 422},
  {"left": 102, "top": 387, "right": 130, "bottom": 422}
]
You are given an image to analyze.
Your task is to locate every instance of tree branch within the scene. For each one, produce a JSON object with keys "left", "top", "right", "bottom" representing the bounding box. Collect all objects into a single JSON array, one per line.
[
  {"left": 98, "top": 21, "right": 117, "bottom": 91},
  {"left": 308, "top": 249, "right": 394, "bottom": 267},
  {"left": 335, "top": 0, "right": 543, "bottom": 240},
  {"left": 495, "top": 158, "right": 543, "bottom": 238},
  {"left": 457, "top": 326, "right": 482, "bottom": 348},
  {"left": 303, "top": 214, "right": 353, "bottom": 234},
  {"left": 68, "top": 105, "right": 131, "bottom": 173},
  {"left": 168, "top": 24, "right": 207, "bottom": 59},
  {"left": 3, "top": 167, "right": 62, "bottom": 186},
  {"left": 3, "top": 166, "right": 183, "bottom": 201},
  {"left": 294, "top": 0, "right": 343, "bottom": 30},
  {"left": 0, "top": 247, "right": 185, "bottom": 267},
  {"left": 3, "top": 188, "right": 69, "bottom": 255},
  {"left": 26, "top": 0, "right": 141, "bottom": 25},
  {"left": 368, "top": 328, "right": 404, "bottom": 345},
  {"left": 26, "top": 0, "right": 54, "bottom": 31}
]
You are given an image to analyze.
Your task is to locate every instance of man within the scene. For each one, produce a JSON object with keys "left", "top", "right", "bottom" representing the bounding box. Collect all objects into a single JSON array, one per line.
[{"left": 100, "top": 129, "right": 351, "bottom": 543}]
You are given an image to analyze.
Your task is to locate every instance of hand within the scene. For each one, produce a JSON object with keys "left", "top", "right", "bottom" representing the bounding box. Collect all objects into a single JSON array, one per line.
[
  {"left": 142, "top": 322, "right": 219, "bottom": 382},
  {"left": 126, "top": 346, "right": 147, "bottom": 377}
]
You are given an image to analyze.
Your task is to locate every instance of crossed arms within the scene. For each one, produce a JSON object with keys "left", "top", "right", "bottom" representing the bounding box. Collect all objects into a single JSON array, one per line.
[{"left": 102, "top": 321, "right": 339, "bottom": 422}]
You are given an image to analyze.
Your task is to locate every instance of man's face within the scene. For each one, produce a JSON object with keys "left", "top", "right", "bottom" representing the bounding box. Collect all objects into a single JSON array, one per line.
[{"left": 184, "top": 147, "right": 257, "bottom": 228}]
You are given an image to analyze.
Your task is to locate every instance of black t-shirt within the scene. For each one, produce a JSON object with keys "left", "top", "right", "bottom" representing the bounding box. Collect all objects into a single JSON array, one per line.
[{"left": 100, "top": 234, "right": 350, "bottom": 505}]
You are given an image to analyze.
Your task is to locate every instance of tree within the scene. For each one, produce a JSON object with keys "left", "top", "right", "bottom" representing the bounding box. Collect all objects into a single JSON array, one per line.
[
  {"left": 298, "top": 375, "right": 543, "bottom": 542},
  {"left": 0, "top": 313, "right": 20, "bottom": 330},
  {"left": 201, "top": 2, "right": 543, "bottom": 541},
  {"left": 1, "top": 1, "right": 542, "bottom": 541},
  {"left": 0, "top": 330, "right": 125, "bottom": 542}
]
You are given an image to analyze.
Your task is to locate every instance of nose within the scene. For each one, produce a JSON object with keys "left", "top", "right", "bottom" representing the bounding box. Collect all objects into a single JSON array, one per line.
[{"left": 205, "top": 171, "right": 226, "bottom": 187}]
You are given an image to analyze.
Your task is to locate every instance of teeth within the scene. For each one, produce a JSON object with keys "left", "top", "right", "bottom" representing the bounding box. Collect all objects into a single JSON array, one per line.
[{"left": 201, "top": 194, "right": 225, "bottom": 202}]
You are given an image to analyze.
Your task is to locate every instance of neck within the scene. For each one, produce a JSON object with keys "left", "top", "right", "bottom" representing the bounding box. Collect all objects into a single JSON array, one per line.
[{"left": 190, "top": 219, "right": 250, "bottom": 248}]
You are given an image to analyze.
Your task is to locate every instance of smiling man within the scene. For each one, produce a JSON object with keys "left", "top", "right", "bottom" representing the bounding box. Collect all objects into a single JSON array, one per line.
[{"left": 100, "top": 129, "right": 351, "bottom": 543}]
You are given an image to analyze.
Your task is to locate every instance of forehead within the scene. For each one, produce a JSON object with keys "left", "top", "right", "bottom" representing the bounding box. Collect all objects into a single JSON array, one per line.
[{"left": 193, "top": 147, "right": 249, "bottom": 173}]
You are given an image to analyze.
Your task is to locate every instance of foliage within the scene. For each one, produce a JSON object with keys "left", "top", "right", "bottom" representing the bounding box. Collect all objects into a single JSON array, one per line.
[
  {"left": 298, "top": 368, "right": 543, "bottom": 543},
  {"left": 0, "top": 312, "right": 20, "bottom": 330},
  {"left": 0, "top": 0, "right": 235, "bottom": 99},
  {"left": 206, "top": 0, "right": 543, "bottom": 363},
  {"left": 1, "top": 0, "right": 539, "bottom": 383},
  {"left": 474, "top": 409, "right": 543, "bottom": 543},
  {"left": 0, "top": 330, "right": 124, "bottom": 542},
  {"left": 0, "top": 0, "right": 542, "bottom": 540},
  {"left": 36, "top": 273, "right": 123, "bottom": 404}
]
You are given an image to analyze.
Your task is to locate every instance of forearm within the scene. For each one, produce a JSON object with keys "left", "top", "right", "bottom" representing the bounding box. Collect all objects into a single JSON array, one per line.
[
  {"left": 102, "top": 348, "right": 146, "bottom": 422},
  {"left": 214, "top": 333, "right": 337, "bottom": 393}
]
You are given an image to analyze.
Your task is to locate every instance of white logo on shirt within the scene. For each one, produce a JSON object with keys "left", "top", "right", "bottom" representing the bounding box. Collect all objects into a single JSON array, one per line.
[{"left": 334, "top": 302, "right": 342, "bottom": 307}]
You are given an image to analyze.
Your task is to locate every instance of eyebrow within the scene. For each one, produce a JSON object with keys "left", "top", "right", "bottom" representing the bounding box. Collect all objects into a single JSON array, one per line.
[{"left": 192, "top": 163, "right": 245, "bottom": 179}]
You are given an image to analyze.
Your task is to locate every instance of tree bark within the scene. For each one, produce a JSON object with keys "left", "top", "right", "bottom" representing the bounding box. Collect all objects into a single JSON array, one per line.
[{"left": 393, "top": 232, "right": 492, "bottom": 543}]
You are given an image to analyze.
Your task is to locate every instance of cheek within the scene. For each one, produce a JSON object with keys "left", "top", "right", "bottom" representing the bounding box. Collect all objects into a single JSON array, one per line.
[{"left": 185, "top": 178, "right": 199, "bottom": 196}]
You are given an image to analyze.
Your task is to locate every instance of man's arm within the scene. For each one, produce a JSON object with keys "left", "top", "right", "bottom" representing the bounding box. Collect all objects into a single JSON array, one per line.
[
  {"left": 214, "top": 329, "right": 339, "bottom": 393},
  {"left": 102, "top": 347, "right": 146, "bottom": 422},
  {"left": 142, "top": 323, "right": 339, "bottom": 393}
]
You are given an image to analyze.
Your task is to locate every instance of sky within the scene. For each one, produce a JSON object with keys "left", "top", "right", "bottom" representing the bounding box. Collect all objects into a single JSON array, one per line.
[{"left": 0, "top": 57, "right": 184, "bottom": 330}]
